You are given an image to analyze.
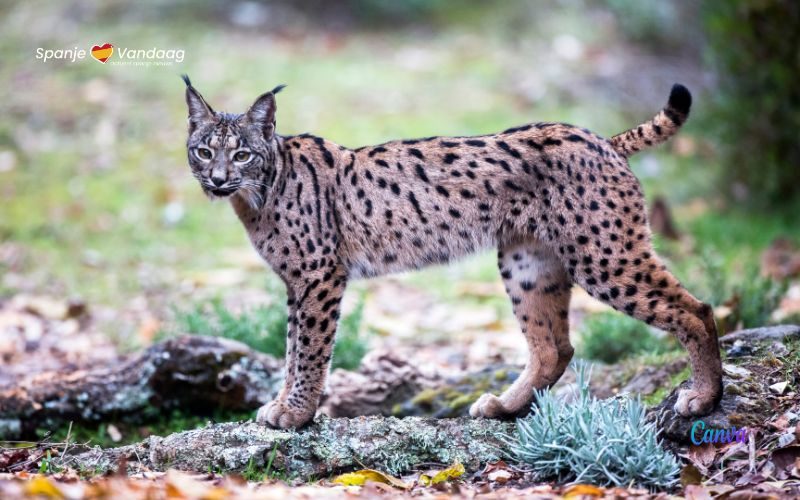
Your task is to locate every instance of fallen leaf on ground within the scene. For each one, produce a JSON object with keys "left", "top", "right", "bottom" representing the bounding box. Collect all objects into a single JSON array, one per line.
[
  {"left": 680, "top": 463, "right": 703, "bottom": 487},
  {"left": 686, "top": 442, "right": 718, "bottom": 471},
  {"left": 487, "top": 469, "right": 512, "bottom": 484},
  {"left": 683, "top": 484, "right": 713, "bottom": 500},
  {"left": 419, "top": 461, "right": 465, "bottom": 486},
  {"left": 332, "top": 469, "right": 409, "bottom": 489},
  {"left": 735, "top": 472, "right": 766, "bottom": 487},
  {"left": 24, "top": 476, "right": 63, "bottom": 498},
  {"left": 563, "top": 483, "right": 604, "bottom": 497}
]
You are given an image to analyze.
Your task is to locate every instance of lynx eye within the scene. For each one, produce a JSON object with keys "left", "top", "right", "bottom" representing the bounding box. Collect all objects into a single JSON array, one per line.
[
  {"left": 234, "top": 151, "right": 252, "bottom": 163},
  {"left": 195, "top": 147, "right": 213, "bottom": 160}
]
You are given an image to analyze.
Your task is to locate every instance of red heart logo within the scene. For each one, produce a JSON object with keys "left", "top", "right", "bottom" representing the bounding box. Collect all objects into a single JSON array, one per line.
[{"left": 91, "top": 43, "right": 114, "bottom": 63}]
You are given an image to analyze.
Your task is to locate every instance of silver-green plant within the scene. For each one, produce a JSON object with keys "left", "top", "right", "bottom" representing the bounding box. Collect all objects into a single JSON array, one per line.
[{"left": 506, "top": 362, "right": 679, "bottom": 490}]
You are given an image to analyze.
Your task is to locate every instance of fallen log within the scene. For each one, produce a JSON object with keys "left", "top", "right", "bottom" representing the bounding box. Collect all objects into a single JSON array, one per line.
[
  {"left": 718, "top": 324, "right": 800, "bottom": 346},
  {"left": 53, "top": 416, "right": 512, "bottom": 478},
  {"left": 0, "top": 336, "right": 282, "bottom": 439},
  {"left": 0, "top": 336, "right": 444, "bottom": 440}
]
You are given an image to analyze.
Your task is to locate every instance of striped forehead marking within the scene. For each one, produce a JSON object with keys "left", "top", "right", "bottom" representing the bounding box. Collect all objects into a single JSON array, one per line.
[{"left": 206, "top": 121, "right": 241, "bottom": 149}]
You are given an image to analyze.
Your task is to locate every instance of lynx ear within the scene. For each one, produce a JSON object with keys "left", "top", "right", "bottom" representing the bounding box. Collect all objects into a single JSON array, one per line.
[
  {"left": 182, "top": 75, "right": 214, "bottom": 129},
  {"left": 246, "top": 85, "right": 285, "bottom": 140}
]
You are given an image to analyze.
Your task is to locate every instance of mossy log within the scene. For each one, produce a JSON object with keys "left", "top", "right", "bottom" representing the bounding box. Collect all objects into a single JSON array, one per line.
[
  {"left": 0, "top": 336, "right": 282, "bottom": 439},
  {"left": 54, "top": 416, "right": 512, "bottom": 478}
]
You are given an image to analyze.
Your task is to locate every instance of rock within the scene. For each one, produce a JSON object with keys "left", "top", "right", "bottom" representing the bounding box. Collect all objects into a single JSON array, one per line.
[
  {"left": 723, "top": 363, "right": 752, "bottom": 379},
  {"left": 719, "top": 325, "right": 800, "bottom": 346},
  {"left": 726, "top": 340, "right": 755, "bottom": 358},
  {"left": 770, "top": 381, "right": 790, "bottom": 395},
  {"left": 652, "top": 379, "right": 771, "bottom": 443},
  {"left": 621, "top": 359, "right": 688, "bottom": 396},
  {"left": 770, "top": 341, "right": 790, "bottom": 357}
]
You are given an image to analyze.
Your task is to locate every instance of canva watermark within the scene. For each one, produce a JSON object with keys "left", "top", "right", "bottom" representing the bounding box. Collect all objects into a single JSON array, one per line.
[
  {"left": 35, "top": 43, "right": 184, "bottom": 66},
  {"left": 690, "top": 420, "right": 748, "bottom": 445}
]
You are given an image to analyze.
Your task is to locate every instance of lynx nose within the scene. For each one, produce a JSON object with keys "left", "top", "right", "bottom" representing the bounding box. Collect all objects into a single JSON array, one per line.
[{"left": 210, "top": 174, "right": 226, "bottom": 187}]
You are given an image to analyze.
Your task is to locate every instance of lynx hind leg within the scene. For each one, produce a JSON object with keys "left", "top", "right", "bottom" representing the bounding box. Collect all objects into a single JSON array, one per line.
[
  {"left": 570, "top": 243, "right": 722, "bottom": 417},
  {"left": 470, "top": 241, "right": 573, "bottom": 419}
]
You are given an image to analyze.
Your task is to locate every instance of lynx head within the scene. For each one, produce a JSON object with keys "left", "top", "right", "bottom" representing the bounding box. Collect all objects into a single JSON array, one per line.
[{"left": 182, "top": 75, "right": 285, "bottom": 207}]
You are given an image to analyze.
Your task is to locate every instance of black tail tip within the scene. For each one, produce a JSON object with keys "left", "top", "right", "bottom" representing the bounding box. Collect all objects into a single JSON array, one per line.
[
  {"left": 181, "top": 74, "right": 192, "bottom": 87},
  {"left": 668, "top": 83, "right": 692, "bottom": 114},
  {"left": 271, "top": 84, "right": 287, "bottom": 95}
]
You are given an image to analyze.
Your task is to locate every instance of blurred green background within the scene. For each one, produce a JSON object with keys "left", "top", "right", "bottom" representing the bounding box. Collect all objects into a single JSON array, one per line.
[{"left": 1, "top": 0, "right": 798, "bottom": 349}]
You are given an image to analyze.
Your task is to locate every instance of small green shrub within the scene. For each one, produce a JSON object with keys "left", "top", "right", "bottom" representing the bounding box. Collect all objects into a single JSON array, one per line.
[
  {"left": 577, "top": 312, "right": 676, "bottom": 364},
  {"left": 176, "top": 297, "right": 288, "bottom": 359},
  {"left": 171, "top": 292, "right": 368, "bottom": 370},
  {"left": 507, "top": 362, "right": 680, "bottom": 490},
  {"left": 686, "top": 250, "right": 788, "bottom": 330},
  {"left": 732, "top": 272, "right": 788, "bottom": 329}
]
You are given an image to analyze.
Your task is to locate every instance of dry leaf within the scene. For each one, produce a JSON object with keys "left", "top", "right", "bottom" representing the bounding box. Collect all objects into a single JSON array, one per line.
[
  {"left": 332, "top": 469, "right": 409, "bottom": 489},
  {"left": 24, "top": 476, "right": 64, "bottom": 498},
  {"left": 683, "top": 484, "right": 713, "bottom": 500},
  {"left": 419, "top": 461, "right": 465, "bottom": 486},
  {"left": 734, "top": 471, "right": 766, "bottom": 487},
  {"left": 686, "top": 442, "right": 718, "bottom": 470},
  {"left": 200, "top": 486, "right": 230, "bottom": 500},
  {"left": 487, "top": 469, "right": 512, "bottom": 484},
  {"left": 563, "top": 483, "right": 604, "bottom": 497},
  {"left": 680, "top": 463, "right": 703, "bottom": 487}
]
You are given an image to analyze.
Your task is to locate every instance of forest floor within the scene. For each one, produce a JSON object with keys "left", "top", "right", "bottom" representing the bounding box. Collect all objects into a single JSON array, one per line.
[{"left": 2, "top": 291, "right": 800, "bottom": 498}]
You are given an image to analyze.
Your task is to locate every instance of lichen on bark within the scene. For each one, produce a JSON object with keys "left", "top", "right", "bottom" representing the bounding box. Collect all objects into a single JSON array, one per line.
[{"left": 55, "top": 416, "right": 512, "bottom": 479}]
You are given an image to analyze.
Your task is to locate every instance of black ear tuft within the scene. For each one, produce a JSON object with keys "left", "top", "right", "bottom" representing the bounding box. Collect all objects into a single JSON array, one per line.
[
  {"left": 668, "top": 83, "right": 692, "bottom": 115},
  {"left": 271, "top": 84, "right": 287, "bottom": 95},
  {"left": 184, "top": 76, "right": 214, "bottom": 125}
]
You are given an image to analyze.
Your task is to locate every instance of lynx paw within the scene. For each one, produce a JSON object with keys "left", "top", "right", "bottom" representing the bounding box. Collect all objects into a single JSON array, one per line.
[
  {"left": 674, "top": 388, "right": 716, "bottom": 417},
  {"left": 469, "top": 393, "right": 512, "bottom": 419},
  {"left": 256, "top": 400, "right": 313, "bottom": 429}
]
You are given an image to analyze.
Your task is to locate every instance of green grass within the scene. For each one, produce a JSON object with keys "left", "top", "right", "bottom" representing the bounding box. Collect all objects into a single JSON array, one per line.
[
  {"left": 577, "top": 311, "right": 678, "bottom": 364},
  {"left": 167, "top": 291, "right": 369, "bottom": 370},
  {"left": 171, "top": 296, "right": 288, "bottom": 359},
  {"left": 241, "top": 444, "right": 288, "bottom": 483},
  {"left": 39, "top": 408, "right": 254, "bottom": 448}
]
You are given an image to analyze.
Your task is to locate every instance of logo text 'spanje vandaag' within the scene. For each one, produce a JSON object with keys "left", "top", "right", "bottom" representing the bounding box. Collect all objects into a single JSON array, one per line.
[{"left": 35, "top": 43, "right": 184, "bottom": 66}]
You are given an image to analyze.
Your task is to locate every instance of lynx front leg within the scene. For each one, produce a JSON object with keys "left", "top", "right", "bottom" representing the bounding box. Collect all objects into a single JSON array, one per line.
[
  {"left": 257, "top": 269, "right": 347, "bottom": 429},
  {"left": 275, "top": 289, "right": 298, "bottom": 402}
]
